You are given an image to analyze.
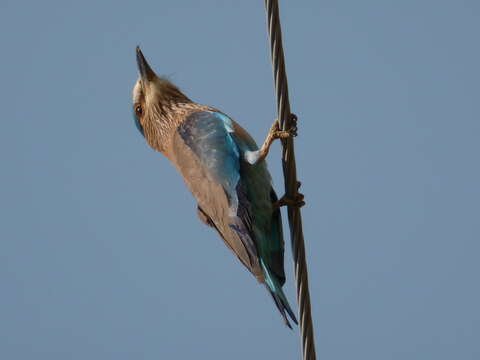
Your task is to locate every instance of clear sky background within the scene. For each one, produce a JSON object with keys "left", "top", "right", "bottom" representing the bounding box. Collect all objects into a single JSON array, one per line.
[{"left": 1, "top": 1, "right": 479, "bottom": 359}]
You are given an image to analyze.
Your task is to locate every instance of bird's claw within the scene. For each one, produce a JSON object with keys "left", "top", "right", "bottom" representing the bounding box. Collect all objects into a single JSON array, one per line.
[
  {"left": 272, "top": 113, "right": 298, "bottom": 140},
  {"left": 273, "top": 182, "right": 305, "bottom": 210},
  {"left": 257, "top": 114, "right": 299, "bottom": 164}
]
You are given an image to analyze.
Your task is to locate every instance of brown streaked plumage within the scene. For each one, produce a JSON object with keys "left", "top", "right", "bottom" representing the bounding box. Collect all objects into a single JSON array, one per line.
[
  {"left": 132, "top": 46, "right": 298, "bottom": 327},
  {"left": 132, "top": 53, "right": 265, "bottom": 281}
]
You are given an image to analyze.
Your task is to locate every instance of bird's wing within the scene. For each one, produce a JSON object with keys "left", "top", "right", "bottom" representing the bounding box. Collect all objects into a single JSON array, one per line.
[
  {"left": 172, "top": 111, "right": 262, "bottom": 279},
  {"left": 230, "top": 125, "right": 287, "bottom": 286}
]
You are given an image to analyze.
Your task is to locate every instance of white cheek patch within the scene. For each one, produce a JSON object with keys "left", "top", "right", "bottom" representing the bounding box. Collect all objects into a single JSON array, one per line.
[{"left": 132, "top": 80, "right": 142, "bottom": 104}]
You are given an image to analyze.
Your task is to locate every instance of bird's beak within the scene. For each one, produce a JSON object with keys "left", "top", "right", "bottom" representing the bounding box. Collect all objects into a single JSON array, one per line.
[{"left": 136, "top": 46, "right": 156, "bottom": 82}]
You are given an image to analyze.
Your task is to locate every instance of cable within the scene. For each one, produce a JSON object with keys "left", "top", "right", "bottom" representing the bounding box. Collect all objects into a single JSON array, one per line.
[{"left": 264, "top": 1, "right": 317, "bottom": 359}]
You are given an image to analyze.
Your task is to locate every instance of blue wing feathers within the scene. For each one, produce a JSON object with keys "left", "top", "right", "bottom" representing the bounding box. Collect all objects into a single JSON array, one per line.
[
  {"left": 178, "top": 111, "right": 240, "bottom": 206},
  {"left": 178, "top": 111, "right": 284, "bottom": 275},
  {"left": 178, "top": 111, "right": 256, "bottom": 261},
  {"left": 177, "top": 110, "right": 296, "bottom": 327}
]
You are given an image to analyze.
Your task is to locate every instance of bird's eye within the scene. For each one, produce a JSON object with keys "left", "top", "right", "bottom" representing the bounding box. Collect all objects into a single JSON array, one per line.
[{"left": 135, "top": 105, "right": 143, "bottom": 116}]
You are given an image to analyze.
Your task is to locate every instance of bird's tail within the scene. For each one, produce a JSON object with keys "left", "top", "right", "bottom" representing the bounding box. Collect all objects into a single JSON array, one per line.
[{"left": 261, "top": 260, "right": 298, "bottom": 329}]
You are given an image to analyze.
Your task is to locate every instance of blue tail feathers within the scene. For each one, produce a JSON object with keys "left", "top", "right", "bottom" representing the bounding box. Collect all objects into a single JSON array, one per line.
[{"left": 261, "top": 260, "right": 298, "bottom": 328}]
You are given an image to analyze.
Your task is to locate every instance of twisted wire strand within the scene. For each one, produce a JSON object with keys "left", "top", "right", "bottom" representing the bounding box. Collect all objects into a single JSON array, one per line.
[{"left": 264, "top": 1, "right": 317, "bottom": 359}]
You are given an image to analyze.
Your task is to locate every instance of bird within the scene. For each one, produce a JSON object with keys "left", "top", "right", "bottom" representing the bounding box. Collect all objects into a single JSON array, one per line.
[{"left": 132, "top": 46, "right": 304, "bottom": 328}]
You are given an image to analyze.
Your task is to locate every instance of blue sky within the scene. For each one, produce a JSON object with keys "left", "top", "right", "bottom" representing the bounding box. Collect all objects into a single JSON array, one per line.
[{"left": 1, "top": 1, "right": 479, "bottom": 359}]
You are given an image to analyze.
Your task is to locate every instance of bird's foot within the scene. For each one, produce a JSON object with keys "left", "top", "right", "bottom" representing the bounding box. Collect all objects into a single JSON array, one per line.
[
  {"left": 255, "top": 114, "right": 297, "bottom": 165},
  {"left": 255, "top": 114, "right": 298, "bottom": 164},
  {"left": 273, "top": 182, "right": 305, "bottom": 210},
  {"left": 270, "top": 113, "right": 298, "bottom": 141}
]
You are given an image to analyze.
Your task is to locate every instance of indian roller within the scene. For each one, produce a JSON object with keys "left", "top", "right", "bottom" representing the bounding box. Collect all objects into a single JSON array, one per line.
[{"left": 132, "top": 47, "right": 304, "bottom": 328}]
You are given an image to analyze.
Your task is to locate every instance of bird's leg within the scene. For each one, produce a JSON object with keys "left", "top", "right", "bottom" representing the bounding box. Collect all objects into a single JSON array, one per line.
[
  {"left": 273, "top": 181, "right": 305, "bottom": 210},
  {"left": 255, "top": 114, "right": 298, "bottom": 164}
]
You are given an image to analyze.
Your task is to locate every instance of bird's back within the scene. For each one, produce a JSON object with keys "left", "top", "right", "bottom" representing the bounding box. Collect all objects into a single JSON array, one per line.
[{"left": 167, "top": 108, "right": 285, "bottom": 285}]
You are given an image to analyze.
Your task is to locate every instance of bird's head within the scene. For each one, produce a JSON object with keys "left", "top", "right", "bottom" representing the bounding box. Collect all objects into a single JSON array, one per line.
[{"left": 132, "top": 47, "right": 190, "bottom": 144}]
